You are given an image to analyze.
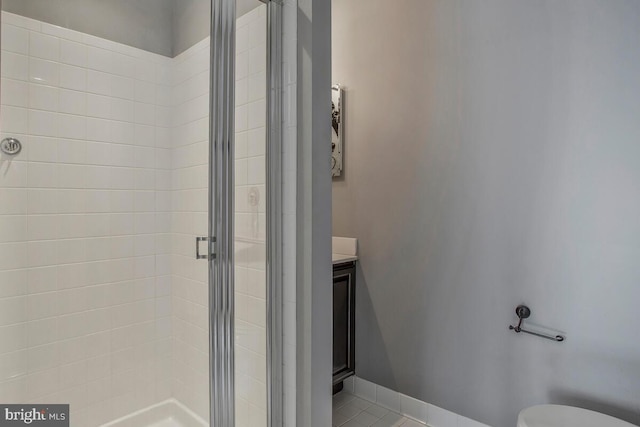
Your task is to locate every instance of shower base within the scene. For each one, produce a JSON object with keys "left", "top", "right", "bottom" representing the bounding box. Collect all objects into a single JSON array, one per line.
[{"left": 101, "top": 399, "right": 208, "bottom": 427}]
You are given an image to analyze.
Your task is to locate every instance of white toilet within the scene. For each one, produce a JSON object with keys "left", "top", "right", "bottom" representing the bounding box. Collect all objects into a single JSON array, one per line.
[{"left": 518, "top": 405, "right": 637, "bottom": 427}]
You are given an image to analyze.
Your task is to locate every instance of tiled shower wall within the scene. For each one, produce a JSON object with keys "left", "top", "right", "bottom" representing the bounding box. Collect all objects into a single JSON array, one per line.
[
  {"left": 168, "top": 36, "right": 211, "bottom": 422},
  {"left": 0, "top": 11, "right": 174, "bottom": 427},
  {"left": 169, "top": 5, "right": 268, "bottom": 424}
]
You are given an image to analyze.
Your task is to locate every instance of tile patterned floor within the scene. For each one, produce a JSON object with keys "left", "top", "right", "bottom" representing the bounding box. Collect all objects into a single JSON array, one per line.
[{"left": 333, "top": 391, "right": 426, "bottom": 427}]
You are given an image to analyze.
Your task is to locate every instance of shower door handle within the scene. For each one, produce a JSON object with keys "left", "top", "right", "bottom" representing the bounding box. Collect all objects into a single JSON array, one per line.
[{"left": 196, "top": 236, "right": 216, "bottom": 260}]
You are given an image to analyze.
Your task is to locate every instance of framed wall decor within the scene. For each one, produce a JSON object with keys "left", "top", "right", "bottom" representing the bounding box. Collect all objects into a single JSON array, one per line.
[{"left": 332, "top": 85, "right": 344, "bottom": 177}]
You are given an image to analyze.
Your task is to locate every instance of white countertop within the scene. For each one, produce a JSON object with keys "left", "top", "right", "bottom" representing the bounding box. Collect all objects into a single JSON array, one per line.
[
  {"left": 332, "top": 253, "right": 358, "bottom": 264},
  {"left": 332, "top": 237, "right": 358, "bottom": 265}
]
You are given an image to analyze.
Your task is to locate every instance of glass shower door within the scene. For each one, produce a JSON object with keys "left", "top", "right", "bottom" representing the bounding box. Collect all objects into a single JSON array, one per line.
[
  {"left": 0, "top": 0, "right": 278, "bottom": 425},
  {"left": 208, "top": 0, "right": 273, "bottom": 426}
]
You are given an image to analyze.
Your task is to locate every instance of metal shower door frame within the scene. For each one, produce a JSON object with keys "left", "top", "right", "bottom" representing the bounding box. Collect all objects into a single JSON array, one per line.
[
  {"left": 266, "top": 0, "right": 283, "bottom": 425},
  {"left": 208, "top": 0, "right": 235, "bottom": 424},
  {"left": 208, "top": 0, "right": 283, "bottom": 425}
]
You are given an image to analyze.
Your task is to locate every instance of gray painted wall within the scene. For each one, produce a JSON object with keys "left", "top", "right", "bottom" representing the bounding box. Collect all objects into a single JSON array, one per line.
[
  {"left": 2, "top": 0, "right": 261, "bottom": 57},
  {"left": 332, "top": 1, "right": 640, "bottom": 427},
  {"left": 297, "top": 0, "right": 333, "bottom": 424},
  {"left": 172, "top": 0, "right": 210, "bottom": 57}
]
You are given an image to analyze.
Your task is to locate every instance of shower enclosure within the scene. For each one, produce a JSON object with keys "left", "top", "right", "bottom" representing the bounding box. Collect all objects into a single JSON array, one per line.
[{"left": 0, "top": 0, "right": 282, "bottom": 425}]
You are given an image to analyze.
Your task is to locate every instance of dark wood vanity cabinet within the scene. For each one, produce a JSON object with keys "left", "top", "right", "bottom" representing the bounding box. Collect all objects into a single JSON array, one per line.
[{"left": 333, "top": 261, "right": 356, "bottom": 387}]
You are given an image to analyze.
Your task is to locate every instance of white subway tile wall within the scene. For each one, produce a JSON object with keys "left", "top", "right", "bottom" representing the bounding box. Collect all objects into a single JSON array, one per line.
[
  {"left": 234, "top": 6, "right": 268, "bottom": 427},
  {"left": 0, "top": 12, "right": 174, "bottom": 427},
  {"left": 169, "top": 34, "right": 211, "bottom": 422},
  {"left": 0, "top": 5, "right": 270, "bottom": 427}
]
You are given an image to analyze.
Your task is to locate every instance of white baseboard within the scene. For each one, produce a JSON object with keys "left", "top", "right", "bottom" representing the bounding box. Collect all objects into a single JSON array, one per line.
[{"left": 343, "top": 376, "right": 492, "bottom": 427}]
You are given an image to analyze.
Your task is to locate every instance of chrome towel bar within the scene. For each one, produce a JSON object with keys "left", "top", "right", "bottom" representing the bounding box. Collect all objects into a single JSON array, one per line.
[{"left": 509, "top": 305, "right": 565, "bottom": 342}]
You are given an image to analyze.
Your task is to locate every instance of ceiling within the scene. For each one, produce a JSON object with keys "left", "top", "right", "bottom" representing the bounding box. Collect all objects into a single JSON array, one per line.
[{"left": 237, "top": 0, "right": 263, "bottom": 17}]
